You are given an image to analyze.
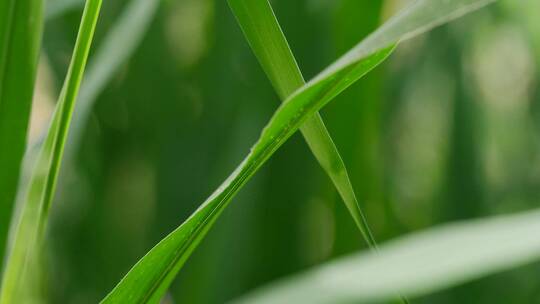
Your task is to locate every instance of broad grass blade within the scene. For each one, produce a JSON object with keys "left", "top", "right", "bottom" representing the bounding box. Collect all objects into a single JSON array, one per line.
[
  {"left": 0, "top": 0, "right": 102, "bottom": 302},
  {"left": 232, "top": 209, "right": 540, "bottom": 303},
  {"left": 101, "top": 1, "right": 495, "bottom": 302},
  {"left": 228, "top": 0, "right": 377, "bottom": 248},
  {"left": 0, "top": 0, "right": 43, "bottom": 267}
]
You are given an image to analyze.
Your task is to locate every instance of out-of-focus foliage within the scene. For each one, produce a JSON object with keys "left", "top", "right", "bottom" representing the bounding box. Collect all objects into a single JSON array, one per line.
[
  {"left": 234, "top": 208, "right": 540, "bottom": 303},
  {"left": 10, "top": 0, "right": 539, "bottom": 303},
  {"left": 1, "top": 1, "right": 101, "bottom": 302},
  {"left": 0, "top": 0, "right": 43, "bottom": 266}
]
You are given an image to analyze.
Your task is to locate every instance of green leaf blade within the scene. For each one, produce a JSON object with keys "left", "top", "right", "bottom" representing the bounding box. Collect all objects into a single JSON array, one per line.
[
  {"left": 67, "top": 0, "right": 159, "bottom": 158},
  {"left": 101, "top": 46, "right": 391, "bottom": 303},
  {"left": 232, "top": 209, "right": 540, "bottom": 303},
  {"left": 0, "top": 0, "right": 43, "bottom": 267},
  {"left": 227, "top": 0, "right": 378, "bottom": 248},
  {"left": 0, "top": 0, "right": 103, "bottom": 302},
  {"left": 21, "top": 0, "right": 160, "bottom": 199},
  {"left": 101, "top": 0, "right": 495, "bottom": 302}
]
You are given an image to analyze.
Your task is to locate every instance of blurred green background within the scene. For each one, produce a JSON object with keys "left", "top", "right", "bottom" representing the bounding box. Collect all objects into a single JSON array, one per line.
[{"left": 31, "top": 0, "right": 540, "bottom": 302}]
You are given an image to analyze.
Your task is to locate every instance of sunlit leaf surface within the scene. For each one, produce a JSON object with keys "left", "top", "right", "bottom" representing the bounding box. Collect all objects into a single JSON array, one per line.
[{"left": 101, "top": 1, "right": 496, "bottom": 303}]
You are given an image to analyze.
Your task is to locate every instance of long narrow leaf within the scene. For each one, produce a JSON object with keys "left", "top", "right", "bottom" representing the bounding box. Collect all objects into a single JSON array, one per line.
[
  {"left": 228, "top": 0, "right": 377, "bottom": 247},
  {"left": 0, "top": 0, "right": 102, "bottom": 302},
  {"left": 232, "top": 209, "right": 540, "bottom": 303},
  {"left": 0, "top": 0, "right": 43, "bottom": 267},
  {"left": 27, "top": 0, "right": 159, "bottom": 157},
  {"left": 66, "top": 0, "right": 159, "bottom": 161},
  {"left": 101, "top": 1, "right": 495, "bottom": 303},
  {"left": 20, "top": 0, "right": 159, "bottom": 202}
]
